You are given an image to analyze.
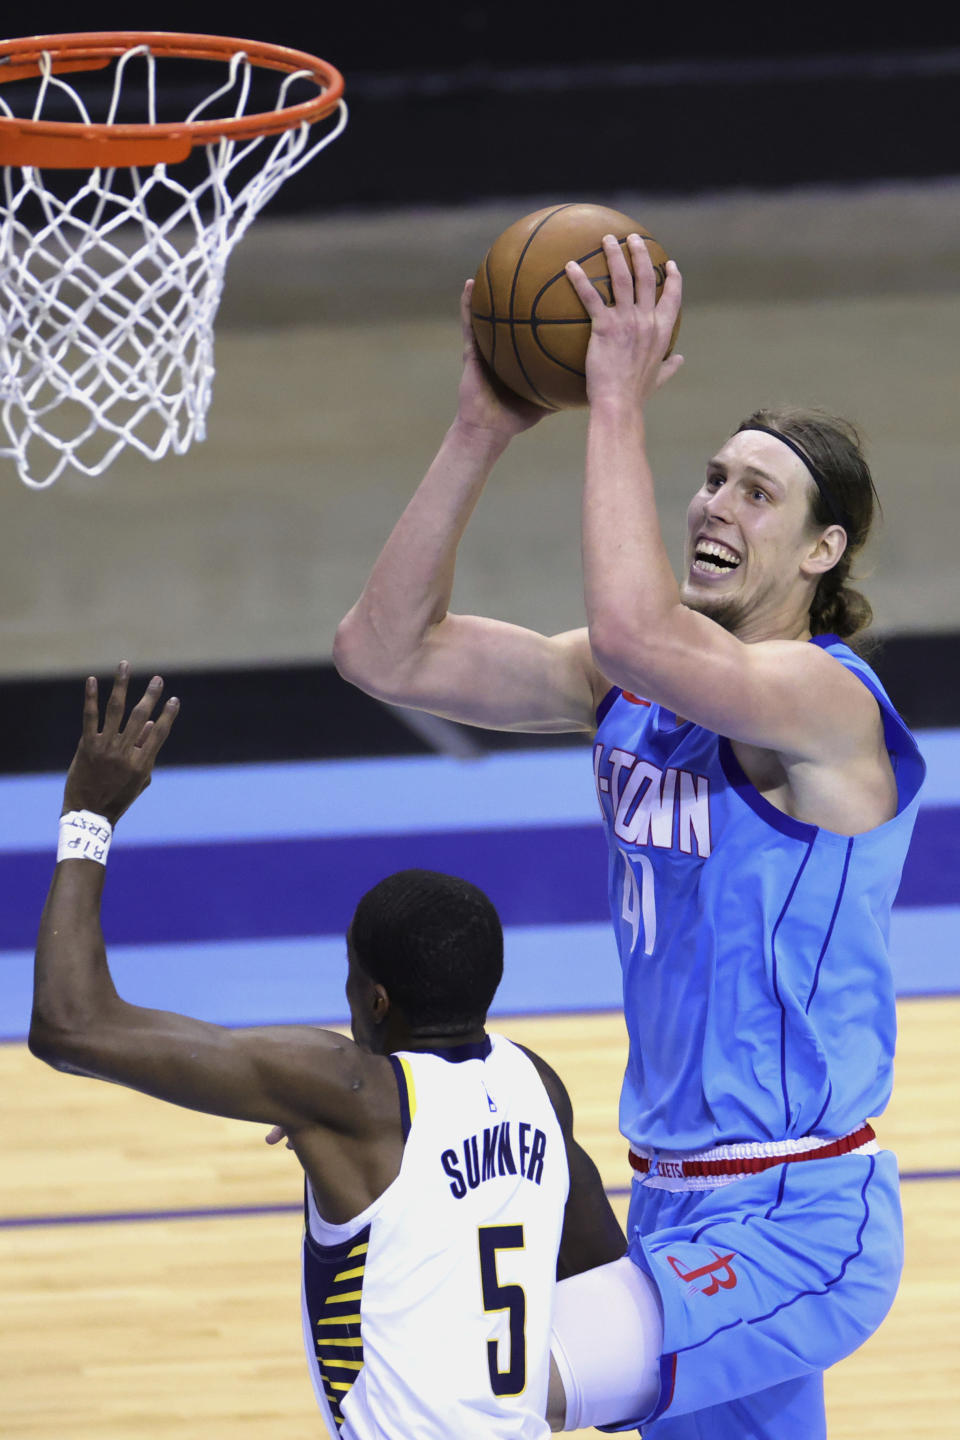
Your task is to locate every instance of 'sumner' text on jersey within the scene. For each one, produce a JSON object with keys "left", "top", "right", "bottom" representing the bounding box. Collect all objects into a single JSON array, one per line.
[{"left": 441, "top": 1121, "right": 547, "bottom": 1198}]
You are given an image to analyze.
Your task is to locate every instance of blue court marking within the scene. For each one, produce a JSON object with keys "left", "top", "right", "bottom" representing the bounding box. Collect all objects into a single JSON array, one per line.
[
  {"left": 910, "top": 728, "right": 960, "bottom": 805},
  {"left": 887, "top": 907, "right": 960, "bottom": 994},
  {"left": 3, "top": 735, "right": 956, "bottom": 1038},
  {"left": 0, "top": 749, "right": 599, "bottom": 853},
  {"left": 3, "top": 906, "right": 957, "bottom": 1041},
  {"left": 0, "top": 921, "right": 625, "bottom": 1039},
  {"left": 2, "top": 1168, "right": 956, "bottom": 1232},
  {"left": 2, "top": 725, "right": 956, "bottom": 856}
]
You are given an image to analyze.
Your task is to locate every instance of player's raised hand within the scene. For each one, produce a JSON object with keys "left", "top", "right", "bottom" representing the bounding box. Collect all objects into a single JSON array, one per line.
[
  {"left": 455, "top": 279, "right": 547, "bottom": 439},
  {"left": 62, "top": 662, "right": 180, "bottom": 825},
  {"left": 565, "top": 234, "right": 684, "bottom": 407}
]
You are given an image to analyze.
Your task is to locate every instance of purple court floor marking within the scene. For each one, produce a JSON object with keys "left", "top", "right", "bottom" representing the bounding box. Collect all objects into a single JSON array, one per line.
[{"left": 2, "top": 1169, "right": 956, "bottom": 1231}]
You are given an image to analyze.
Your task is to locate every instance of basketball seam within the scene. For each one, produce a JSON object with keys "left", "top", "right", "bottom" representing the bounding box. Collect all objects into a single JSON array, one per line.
[
  {"left": 528, "top": 233, "right": 665, "bottom": 379},
  {"left": 506, "top": 205, "right": 578, "bottom": 409},
  {"left": 484, "top": 252, "right": 497, "bottom": 371},
  {"left": 471, "top": 316, "right": 592, "bottom": 327},
  {"left": 472, "top": 253, "right": 666, "bottom": 327}
]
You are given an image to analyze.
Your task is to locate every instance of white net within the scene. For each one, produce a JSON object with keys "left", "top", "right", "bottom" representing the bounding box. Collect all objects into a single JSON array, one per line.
[{"left": 0, "top": 42, "right": 347, "bottom": 488}]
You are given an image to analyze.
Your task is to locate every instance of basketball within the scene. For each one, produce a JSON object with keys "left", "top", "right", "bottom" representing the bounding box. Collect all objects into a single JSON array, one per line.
[{"left": 470, "top": 202, "right": 679, "bottom": 410}]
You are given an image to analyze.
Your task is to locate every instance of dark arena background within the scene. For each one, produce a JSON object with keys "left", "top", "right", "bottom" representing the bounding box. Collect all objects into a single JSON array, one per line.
[{"left": 2, "top": 5, "right": 959, "bottom": 1437}]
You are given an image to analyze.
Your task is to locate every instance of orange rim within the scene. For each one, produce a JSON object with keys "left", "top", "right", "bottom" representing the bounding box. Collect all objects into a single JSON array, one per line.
[{"left": 0, "top": 32, "right": 345, "bottom": 168}]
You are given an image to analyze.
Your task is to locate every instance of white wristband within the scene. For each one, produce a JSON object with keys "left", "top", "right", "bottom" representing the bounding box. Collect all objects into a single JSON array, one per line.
[{"left": 58, "top": 810, "right": 113, "bottom": 866}]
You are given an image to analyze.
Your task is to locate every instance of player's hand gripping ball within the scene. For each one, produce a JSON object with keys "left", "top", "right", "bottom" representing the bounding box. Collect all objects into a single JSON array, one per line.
[{"left": 471, "top": 202, "right": 680, "bottom": 410}]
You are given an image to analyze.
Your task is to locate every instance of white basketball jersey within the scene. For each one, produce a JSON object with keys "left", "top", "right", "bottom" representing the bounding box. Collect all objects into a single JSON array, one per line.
[{"left": 301, "top": 1033, "right": 569, "bottom": 1439}]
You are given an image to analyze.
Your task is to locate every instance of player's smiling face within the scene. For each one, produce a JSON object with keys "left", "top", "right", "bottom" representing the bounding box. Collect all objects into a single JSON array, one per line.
[{"left": 680, "top": 430, "right": 833, "bottom": 638}]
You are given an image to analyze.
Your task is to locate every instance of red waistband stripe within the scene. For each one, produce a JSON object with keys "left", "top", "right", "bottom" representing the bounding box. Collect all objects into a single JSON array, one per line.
[{"left": 629, "top": 1124, "right": 876, "bottom": 1179}]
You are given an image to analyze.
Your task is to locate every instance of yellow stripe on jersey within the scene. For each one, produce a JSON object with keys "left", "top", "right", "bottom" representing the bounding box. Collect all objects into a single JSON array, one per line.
[
  {"left": 307, "top": 1223, "right": 370, "bottom": 1422},
  {"left": 398, "top": 1056, "right": 417, "bottom": 1121},
  {"left": 334, "top": 1265, "right": 365, "bottom": 1282}
]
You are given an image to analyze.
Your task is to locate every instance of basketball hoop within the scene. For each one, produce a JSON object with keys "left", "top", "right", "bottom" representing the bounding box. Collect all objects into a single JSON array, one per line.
[{"left": 0, "top": 32, "right": 347, "bottom": 488}]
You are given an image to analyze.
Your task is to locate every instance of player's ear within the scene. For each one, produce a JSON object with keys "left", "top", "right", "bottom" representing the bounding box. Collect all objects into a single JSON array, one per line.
[
  {"left": 371, "top": 983, "right": 391, "bottom": 1024},
  {"left": 801, "top": 524, "right": 847, "bottom": 578}
]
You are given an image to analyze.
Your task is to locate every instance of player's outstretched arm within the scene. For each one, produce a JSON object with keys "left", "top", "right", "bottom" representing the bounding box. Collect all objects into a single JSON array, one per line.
[
  {"left": 518, "top": 1045, "right": 626, "bottom": 1278},
  {"left": 29, "top": 667, "right": 388, "bottom": 1135},
  {"left": 334, "top": 282, "right": 605, "bottom": 734},
  {"left": 568, "top": 237, "right": 884, "bottom": 765}
]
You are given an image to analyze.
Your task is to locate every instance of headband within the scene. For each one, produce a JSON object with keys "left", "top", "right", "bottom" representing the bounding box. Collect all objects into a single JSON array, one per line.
[{"left": 738, "top": 424, "right": 846, "bottom": 530}]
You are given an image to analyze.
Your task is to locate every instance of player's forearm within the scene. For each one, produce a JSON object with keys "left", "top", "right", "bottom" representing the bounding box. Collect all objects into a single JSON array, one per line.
[
  {"left": 334, "top": 417, "right": 510, "bottom": 697},
  {"left": 582, "top": 401, "right": 685, "bottom": 687},
  {"left": 30, "top": 860, "right": 122, "bottom": 1063}
]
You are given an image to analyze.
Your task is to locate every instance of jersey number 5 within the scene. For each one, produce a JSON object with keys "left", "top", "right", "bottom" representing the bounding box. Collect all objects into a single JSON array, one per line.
[{"left": 478, "top": 1224, "right": 526, "bottom": 1396}]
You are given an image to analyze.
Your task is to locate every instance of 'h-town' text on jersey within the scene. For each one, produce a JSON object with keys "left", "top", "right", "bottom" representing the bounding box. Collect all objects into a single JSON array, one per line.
[
  {"left": 593, "top": 634, "right": 926, "bottom": 1152},
  {"left": 301, "top": 1033, "right": 568, "bottom": 1440}
]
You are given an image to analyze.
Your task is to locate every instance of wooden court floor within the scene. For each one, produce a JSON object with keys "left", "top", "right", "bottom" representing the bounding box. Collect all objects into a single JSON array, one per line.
[{"left": 2, "top": 998, "right": 957, "bottom": 1438}]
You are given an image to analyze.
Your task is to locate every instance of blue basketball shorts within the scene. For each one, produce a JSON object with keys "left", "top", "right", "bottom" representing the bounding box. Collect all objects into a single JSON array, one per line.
[{"left": 625, "top": 1148, "right": 902, "bottom": 1439}]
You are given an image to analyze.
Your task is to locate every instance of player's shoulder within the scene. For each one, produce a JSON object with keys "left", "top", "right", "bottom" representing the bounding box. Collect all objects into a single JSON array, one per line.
[
  {"left": 550, "top": 627, "right": 610, "bottom": 713},
  {"left": 750, "top": 632, "right": 878, "bottom": 701},
  {"left": 752, "top": 631, "right": 859, "bottom": 666},
  {"left": 746, "top": 634, "right": 916, "bottom": 780},
  {"left": 505, "top": 1040, "right": 574, "bottom": 1134},
  {"left": 710, "top": 632, "right": 893, "bottom": 774}
]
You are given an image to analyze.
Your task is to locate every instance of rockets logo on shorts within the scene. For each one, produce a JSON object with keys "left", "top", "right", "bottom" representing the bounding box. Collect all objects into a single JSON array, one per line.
[{"left": 667, "top": 1249, "right": 739, "bottom": 1297}]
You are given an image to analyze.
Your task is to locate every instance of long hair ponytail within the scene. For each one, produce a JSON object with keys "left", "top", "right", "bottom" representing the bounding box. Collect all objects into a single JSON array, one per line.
[{"left": 737, "top": 406, "right": 879, "bottom": 643}]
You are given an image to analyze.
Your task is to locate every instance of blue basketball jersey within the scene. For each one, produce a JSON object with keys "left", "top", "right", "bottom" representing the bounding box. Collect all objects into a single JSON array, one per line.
[{"left": 592, "top": 634, "right": 925, "bottom": 1151}]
